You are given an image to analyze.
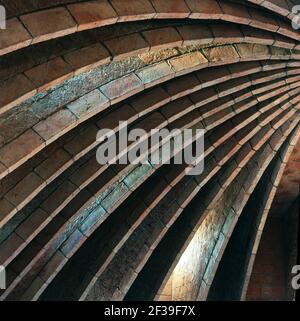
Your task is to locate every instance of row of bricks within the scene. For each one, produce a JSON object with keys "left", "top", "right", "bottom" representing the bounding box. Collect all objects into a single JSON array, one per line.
[
  {"left": 0, "top": 23, "right": 296, "bottom": 117},
  {"left": 0, "top": 66, "right": 296, "bottom": 234},
  {"left": 0, "top": 48, "right": 297, "bottom": 181},
  {"left": 0, "top": 89, "right": 296, "bottom": 298},
  {"left": 0, "top": 0, "right": 298, "bottom": 57},
  {"left": 1, "top": 16, "right": 298, "bottom": 86},
  {"left": 1, "top": 17, "right": 297, "bottom": 87}
]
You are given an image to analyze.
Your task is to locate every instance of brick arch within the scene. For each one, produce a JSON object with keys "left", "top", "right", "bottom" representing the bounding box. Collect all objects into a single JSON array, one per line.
[
  {"left": 0, "top": 0, "right": 299, "bottom": 301},
  {"left": 0, "top": 0, "right": 299, "bottom": 57}
]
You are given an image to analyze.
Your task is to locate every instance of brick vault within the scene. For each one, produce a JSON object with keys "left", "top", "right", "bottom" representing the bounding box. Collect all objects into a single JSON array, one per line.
[{"left": 0, "top": 0, "right": 299, "bottom": 301}]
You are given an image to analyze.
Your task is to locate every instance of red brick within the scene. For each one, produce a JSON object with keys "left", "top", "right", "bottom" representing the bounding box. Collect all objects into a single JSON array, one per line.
[
  {"left": 0, "top": 198, "right": 16, "bottom": 228},
  {"left": 5, "top": 172, "right": 44, "bottom": 209},
  {"left": 67, "top": 0, "right": 118, "bottom": 31},
  {"left": 69, "top": 157, "right": 103, "bottom": 187},
  {"left": 130, "top": 87, "right": 170, "bottom": 117},
  {"left": 263, "top": 0, "right": 291, "bottom": 18},
  {"left": 142, "top": 27, "right": 182, "bottom": 51},
  {"left": 96, "top": 104, "right": 137, "bottom": 130},
  {"left": 151, "top": 0, "right": 190, "bottom": 18},
  {"left": 41, "top": 180, "right": 78, "bottom": 214},
  {"left": 15, "top": 208, "right": 49, "bottom": 241},
  {"left": 64, "top": 44, "right": 111, "bottom": 75},
  {"left": 63, "top": 124, "right": 99, "bottom": 159},
  {"left": 218, "top": 1, "right": 251, "bottom": 24},
  {"left": 105, "top": 33, "right": 149, "bottom": 60},
  {"left": 33, "top": 109, "right": 77, "bottom": 142},
  {"left": 189, "top": 87, "right": 218, "bottom": 107},
  {"left": 161, "top": 97, "right": 194, "bottom": 123},
  {"left": 109, "top": 0, "right": 156, "bottom": 21},
  {"left": 20, "top": 7, "right": 77, "bottom": 44},
  {"left": 0, "top": 74, "right": 36, "bottom": 115},
  {"left": 241, "top": 25, "right": 275, "bottom": 46},
  {"left": 0, "top": 233, "right": 24, "bottom": 266},
  {"left": 185, "top": 0, "right": 223, "bottom": 19},
  {"left": 177, "top": 25, "right": 213, "bottom": 46},
  {"left": 0, "top": 129, "right": 45, "bottom": 170},
  {"left": 248, "top": 8, "right": 279, "bottom": 33},
  {"left": 100, "top": 73, "right": 143, "bottom": 104},
  {"left": 0, "top": 18, "right": 32, "bottom": 56},
  {"left": 24, "top": 57, "right": 74, "bottom": 92},
  {"left": 210, "top": 23, "right": 244, "bottom": 43},
  {"left": 196, "top": 66, "right": 231, "bottom": 87},
  {"left": 35, "top": 148, "right": 72, "bottom": 182}
]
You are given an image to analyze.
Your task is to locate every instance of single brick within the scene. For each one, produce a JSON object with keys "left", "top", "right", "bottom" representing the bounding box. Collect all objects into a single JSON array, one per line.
[
  {"left": 0, "top": 198, "right": 16, "bottom": 228},
  {"left": 142, "top": 27, "right": 183, "bottom": 51},
  {"left": 109, "top": 0, "right": 156, "bottom": 21},
  {"left": 248, "top": 8, "right": 279, "bottom": 33},
  {"left": 131, "top": 87, "right": 170, "bottom": 117},
  {"left": 64, "top": 44, "right": 111, "bottom": 75},
  {"left": 185, "top": 0, "right": 223, "bottom": 19},
  {"left": 0, "top": 129, "right": 45, "bottom": 169},
  {"left": 35, "top": 148, "right": 72, "bottom": 181},
  {"left": 105, "top": 33, "right": 149, "bottom": 60},
  {"left": 33, "top": 108, "right": 77, "bottom": 142},
  {"left": 0, "top": 18, "right": 32, "bottom": 56},
  {"left": 100, "top": 73, "right": 143, "bottom": 104},
  {"left": 24, "top": 57, "right": 74, "bottom": 92},
  {"left": 203, "top": 45, "right": 239, "bottom": 65},
  {"left": 64, "top": 124, "right": 99, "bottom": 158},
  {"left": 136, "top": 61, "right": 174, "bottom": 88},
  {"left": 169, "top": 51, "right": 208, "bottom": 75},
  {"left": 210, "top": 23, "right": 244, "bottom": 43},
  {"left": 0, "top": 74, "right": 36, "bottom": 115},
  {"left": 67, "top": 0, "right": 118, "bottom": 31},
  {"left": 15, "top": 208, "right": 49, "bottom": 241},
  {"left": 41, "top": 180, "right": 78, "bottom": 214},
  {"left": 20, "top": 7, "right": 77, "bottom": 44},
  {"left": 0, "top": 233, "right": 24, "bottom": 266},
  {"left": 67, "top": 89, "right": 110, "bottom": 121},
  {"left": 177, "top": 25, "right": 213, "bottom": 46},
  {"left": 235, "top": 43, "right": 270, "bottom": 60},
  {"left": 151, "top": 0, "right": 190, "bottom": 18},
  {"left": 5, "top": 172, "right": 44, "bottom": 208},
  {"left": 218, "top": 1, "right": 251, "bottom": 25}
]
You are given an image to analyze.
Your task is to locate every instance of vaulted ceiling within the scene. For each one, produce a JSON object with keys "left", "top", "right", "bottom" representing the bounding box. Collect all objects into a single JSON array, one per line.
[{"left": 0, "top": 0, "right": 299, "bottom": 301}]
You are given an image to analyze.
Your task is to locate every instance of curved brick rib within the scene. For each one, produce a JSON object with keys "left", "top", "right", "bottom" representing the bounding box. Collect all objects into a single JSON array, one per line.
[
  {"left": 1, "top": 85, "right": 298, "bottom": 300},
  {"left": 0, "top": 0, "right": 299, "bottom": 58},
  {"left": 0, "top": 61, "right": 298, "bottom": 233}
]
